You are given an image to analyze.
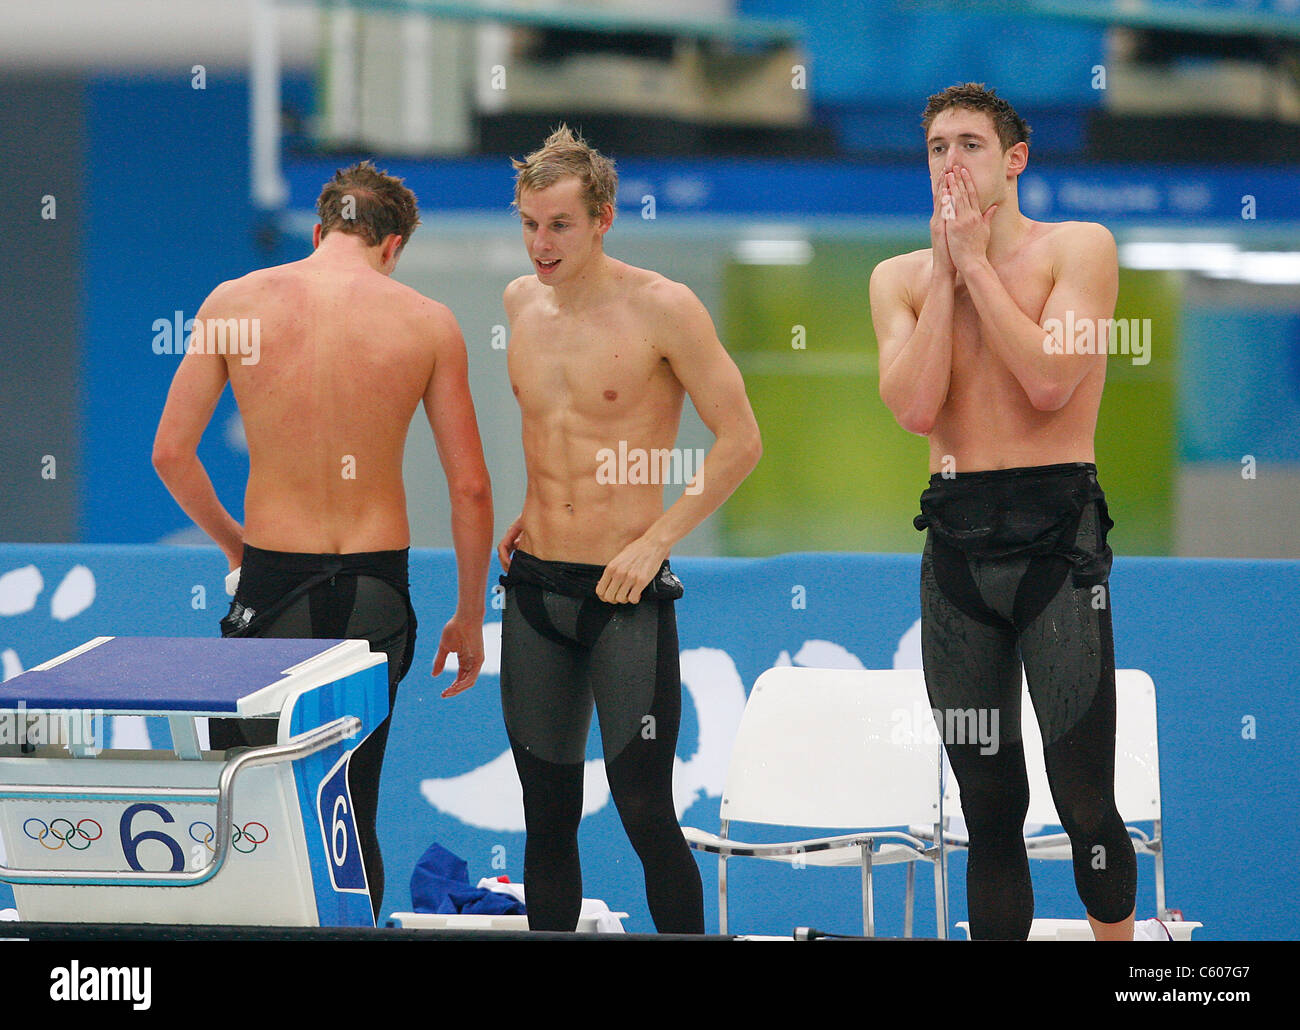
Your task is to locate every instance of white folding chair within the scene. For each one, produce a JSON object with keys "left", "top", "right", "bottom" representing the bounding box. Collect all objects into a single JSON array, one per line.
[
  {"left": 939, "top": 669, "right": 1173, "bottom": 920},
  {"left": 682, "top": 667, "right": 949, "bottom": 938}
]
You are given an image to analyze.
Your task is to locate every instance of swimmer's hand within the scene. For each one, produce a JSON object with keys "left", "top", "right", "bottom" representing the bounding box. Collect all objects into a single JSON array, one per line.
[
  {"left": 596, "top": 535, "right": 669, "bottom": 605},
  {"left": 497, "top": 516, "right": 525, "bottom": 571},
  {"left": 930, "top": 168, "right": 955, "bottom": 277},
  {"left": 433, "top": 615, "right": 483, "bottom": 698},
  {"left": 944, "top": 168, "right": 997, "bottom": 273}
]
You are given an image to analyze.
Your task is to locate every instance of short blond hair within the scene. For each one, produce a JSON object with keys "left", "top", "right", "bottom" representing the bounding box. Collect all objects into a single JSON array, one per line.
[{"left": 511, "top": 124, "right": 618, "bottom": 218}]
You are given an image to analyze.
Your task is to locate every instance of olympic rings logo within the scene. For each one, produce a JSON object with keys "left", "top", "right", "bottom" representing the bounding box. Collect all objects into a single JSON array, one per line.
[
  {"left": 188, "top": 821, "right": 270, "bottom": 855},
  {"left": 23, "top": 817, "right": 103, "bottom": 851}
]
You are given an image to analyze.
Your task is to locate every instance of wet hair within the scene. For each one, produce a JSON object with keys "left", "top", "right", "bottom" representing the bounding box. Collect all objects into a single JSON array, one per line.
[
  {"left": 921, "top": 82, "right": 1032, "bottom": 152},
  {"left": 511, "top": 124, "right": 618, "bottom": 218},
  {"left": 316, "top": 160, "right": 420, "bottom": 248}
]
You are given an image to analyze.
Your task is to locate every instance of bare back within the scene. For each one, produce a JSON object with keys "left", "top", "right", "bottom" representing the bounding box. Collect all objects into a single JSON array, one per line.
[
  {"left": 884, "top": 221, "right": 1108, "bottom": 472},
  {"left": 213, "top": 259, "right": 443, "bottom": 553},
  {"left": 505, "top": 261, "right": 686, "bottom": 564}
]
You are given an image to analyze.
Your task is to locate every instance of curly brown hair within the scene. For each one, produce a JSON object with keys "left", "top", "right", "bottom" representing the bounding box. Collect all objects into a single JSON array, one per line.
[
  {"left": 511, "top": 124, "right": 618, "bottom": 219},
  {"left": 921, "top": 83, "right": 1032, "bottom": 153},
  {"left": 316, "top": 161, "right": 420, "bottom": 248}
]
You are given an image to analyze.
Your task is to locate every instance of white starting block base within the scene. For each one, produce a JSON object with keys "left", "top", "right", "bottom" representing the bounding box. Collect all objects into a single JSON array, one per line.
[
  {"left": 0, "top": 637, "right": 389, "bottom": 928},
  {"left": 956, "top": 918, "right": 1203, "bottom": 941},
  {"left": 1, "top": 750, "right": 318, "bottom": 925}
]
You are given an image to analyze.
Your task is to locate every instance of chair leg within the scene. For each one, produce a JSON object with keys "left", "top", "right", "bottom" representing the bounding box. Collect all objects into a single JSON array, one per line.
[
  {"left": 1153, "top": 822, "right": 1167, "bottom": 920},
  {"left": 718, "top": 853, "right": 728, "bottom": 935},
  {"left": 934, "top": 856, "right": 948, "bottom": 939},
  {"left": 904, "top": 862, "right": 915, "bottom": 938},
  {"left": 934, "top": 826, "right": 949, "bottom": 939},
  {"left": 861, "top": 843, "right": 874, "bottom": 937}
]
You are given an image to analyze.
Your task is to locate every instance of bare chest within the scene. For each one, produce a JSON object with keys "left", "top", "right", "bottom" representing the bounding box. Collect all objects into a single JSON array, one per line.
[{"left": 507, "top": 308, "right": 675, "bottom": 420}]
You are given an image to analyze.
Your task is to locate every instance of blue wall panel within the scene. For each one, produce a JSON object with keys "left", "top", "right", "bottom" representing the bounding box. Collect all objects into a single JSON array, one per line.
[{"left": 82, "top": 75, "right": 265, "bottom": 544}]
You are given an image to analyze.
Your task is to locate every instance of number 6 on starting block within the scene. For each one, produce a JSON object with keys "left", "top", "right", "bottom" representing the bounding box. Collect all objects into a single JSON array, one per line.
[{"left": 317, "top": 755, "right": 365, "bottom": 893}]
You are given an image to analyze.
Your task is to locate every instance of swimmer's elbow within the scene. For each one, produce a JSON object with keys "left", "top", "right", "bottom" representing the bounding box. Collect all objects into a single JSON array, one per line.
[
  {"left": 900, "top": 417, "right": 935, "bottom": 437},
  {"left": 449, "top": 471, "right": 493, "bottom": 509},
  {"left": 1027, "top": 379, "right": 1074, "bottom": 413},
  {"left": 891, "top": 403, "right": 937, "bottom": 437},
  {"left": 151, "top": 440, "right": 188, "bottom": 480},
  {"left": 879, "top": 377, "right": 935, "bottom": 436},
  {"left": 742, "top": 424, "right": 763, "bottom": 472}
]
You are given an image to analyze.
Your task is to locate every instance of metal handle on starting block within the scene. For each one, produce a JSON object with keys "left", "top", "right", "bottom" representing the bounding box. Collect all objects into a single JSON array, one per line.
[{"left": 0, "top": 715, "right": 360, "bottom": 887}]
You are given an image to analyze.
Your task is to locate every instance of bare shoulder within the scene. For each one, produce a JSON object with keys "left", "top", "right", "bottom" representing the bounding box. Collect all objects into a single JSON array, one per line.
[
  {"left": 200, "top": 269, "right": 266, "bottom": 309},
  {"left": 401, "top": 288, "right": 461, "bottom": 345},
  {"left": 871, "top": 247, "right": 932, "bottom": 289},
  {"left": 622, "top": 265, "right": 705, "bottom": 325},
  {"left": 1043, "top": 220, "right": 1117, "bottom": 261},
  {"left": 503, "top": 274, "right": 540, "bottom": 319},
  {"left": 1050, "top": 219, "right": 1115, "bottom": 244},
  {"left": 204, "top": 259, "right": 311, "bottom": 311},
  {"left": 872, "top": 247, "right": 931, "bottom": 281},
  {"left": 870, "top": 247, "right": 931, "bottom": 309},
  {"left": 627, "top": 268, "right": 716, "bottom": 353},
  {"left": 346, "top": 273, "right": 455, "bottom": 336}
]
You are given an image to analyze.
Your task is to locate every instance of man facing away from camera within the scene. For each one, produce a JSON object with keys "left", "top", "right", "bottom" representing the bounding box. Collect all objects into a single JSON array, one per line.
[{"left": 153, "top": 161, "right": 493, "bottom": 922}]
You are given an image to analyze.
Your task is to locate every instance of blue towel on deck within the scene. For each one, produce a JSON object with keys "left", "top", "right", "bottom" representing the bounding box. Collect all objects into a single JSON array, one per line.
[{"left": 409, "top": 842, "right": 526, "bottom": 915}]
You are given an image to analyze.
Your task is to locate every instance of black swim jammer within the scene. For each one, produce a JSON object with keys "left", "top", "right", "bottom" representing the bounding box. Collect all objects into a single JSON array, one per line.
[
  {"left": 211, "top": 543, "right": 416, "bottom": 921},
  {"left": 498, "top": 549, "right": 704, "bottom": 933},
  {"left": 916, "top": 463, "right": 1137, "bottom": 939}
]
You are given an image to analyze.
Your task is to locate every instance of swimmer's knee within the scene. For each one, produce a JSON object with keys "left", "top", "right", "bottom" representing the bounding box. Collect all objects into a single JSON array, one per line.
[
  {"left": 961, "top": 781, "right": 1030, "bottom": 838},
  {"left": 1058, "top": 797, "right": 1115, "bottom": 841}
]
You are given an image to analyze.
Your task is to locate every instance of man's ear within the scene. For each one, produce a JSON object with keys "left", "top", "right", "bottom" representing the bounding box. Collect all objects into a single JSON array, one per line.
[
  {"left": 1006, "top": 141, "right": 1029, "bottom": 177},
  {"left": 312, "top": 223, "right": 322, "bottom": 249},
  {"left": 596, "top": 202, "right": 614, "bottom": 236},
  {"left": 382, "top": 234, "right": 403, "bottom": 269}
]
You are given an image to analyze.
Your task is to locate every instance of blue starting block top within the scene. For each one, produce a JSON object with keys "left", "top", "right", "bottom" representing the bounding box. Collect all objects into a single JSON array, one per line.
[{"left": 0, "top": 637, "right": 351, "bottom": 714}]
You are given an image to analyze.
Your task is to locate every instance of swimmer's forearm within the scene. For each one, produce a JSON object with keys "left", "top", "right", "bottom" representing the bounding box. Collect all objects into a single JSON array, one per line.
[
  {"left": 642, "top": 426, "right": 761, "bottom": 551},
  {"left": 959, "top": 258, "right": 1076, "bottom": 410},
  {"left": 879, "top": 269, "right": 955, "bottom": 435},
  {"left": 447, "top": 479, "right": 494, "bottom": 616},
  {"left": 152, "top": 451, "right": 243, "bottom": 561}
]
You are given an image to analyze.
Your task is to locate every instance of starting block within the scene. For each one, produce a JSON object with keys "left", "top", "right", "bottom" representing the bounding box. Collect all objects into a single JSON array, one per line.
[{"left": 0, "top": 636, "right": 388, "bottom": 928}]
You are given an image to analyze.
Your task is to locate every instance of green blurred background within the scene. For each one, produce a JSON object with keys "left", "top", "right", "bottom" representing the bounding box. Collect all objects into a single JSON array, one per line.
[{"left": 721, "top": 238, "right": 1181, "bottom": 556}]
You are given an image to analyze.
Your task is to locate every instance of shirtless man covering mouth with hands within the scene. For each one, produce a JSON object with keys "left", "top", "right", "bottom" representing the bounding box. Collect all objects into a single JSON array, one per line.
[
  {"left": 497, "top": 126, "right": 761, "bottom": 933},
  {"left": 870, "top": 84, "right": 1137, "bottom": 941}
]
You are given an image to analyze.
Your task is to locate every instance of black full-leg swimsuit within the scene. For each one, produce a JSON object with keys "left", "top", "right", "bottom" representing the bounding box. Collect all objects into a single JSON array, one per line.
[
  {"left": 499, "top": 550, "right": 704, "bottom": 933},
  {"left": 209, "top": 543, "right": 416, "bottom": 922},
  {"left": 916, "top": 463, "right": 1137, "bottom": 940}
]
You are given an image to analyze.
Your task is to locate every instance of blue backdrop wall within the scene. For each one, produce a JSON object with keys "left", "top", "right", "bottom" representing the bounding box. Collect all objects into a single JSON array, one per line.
[{"left": 1, "top": 544, "right": 1296, "bottom": 940}]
